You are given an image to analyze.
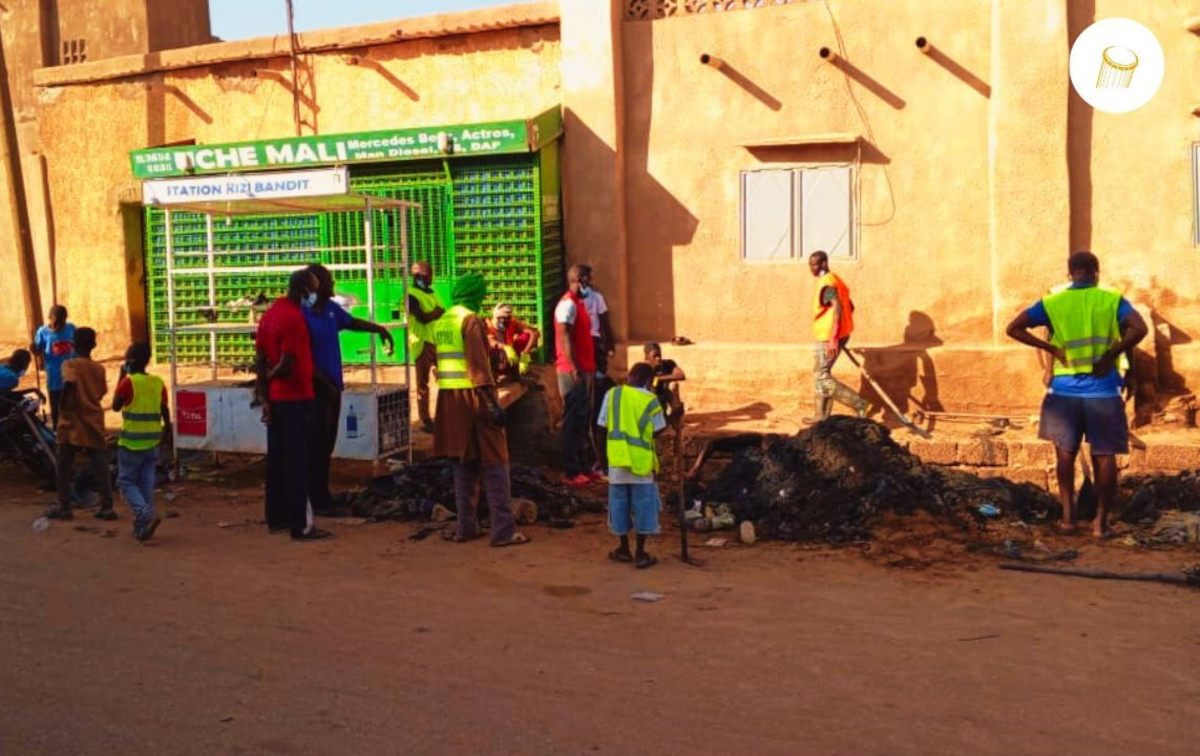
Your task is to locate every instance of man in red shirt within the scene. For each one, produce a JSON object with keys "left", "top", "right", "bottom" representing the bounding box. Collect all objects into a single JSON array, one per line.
[
  {"left": 255, "top": 268, "right": 330, "bottom": 541},
  {"left": 555, "top": 265, "right": 597, "bottom": 487}
]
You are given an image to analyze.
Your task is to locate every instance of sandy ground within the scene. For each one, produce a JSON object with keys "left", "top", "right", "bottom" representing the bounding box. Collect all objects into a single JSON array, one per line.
[{"left": 2, "top": 467, "right": 1200, "bottom": 756}]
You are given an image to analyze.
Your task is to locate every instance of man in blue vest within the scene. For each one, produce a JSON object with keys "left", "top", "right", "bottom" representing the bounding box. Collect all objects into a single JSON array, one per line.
[
  {"left": 597, "top": 362, "right": 667, "bottom": 569},
  {"left": 1006, "top": 251, "right": 1147, "bottom": 538}
]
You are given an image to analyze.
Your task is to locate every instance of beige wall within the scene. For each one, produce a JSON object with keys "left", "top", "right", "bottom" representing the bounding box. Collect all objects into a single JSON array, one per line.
[
  {"left": 24, "top": 20, "right": 560, "bottom": 357},
  {"left": 562, "top": 0, "right": 1200, "bottom": 416}
]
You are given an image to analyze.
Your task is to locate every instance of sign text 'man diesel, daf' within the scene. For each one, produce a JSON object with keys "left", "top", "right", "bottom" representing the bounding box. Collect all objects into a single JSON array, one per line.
[{"left": 132, "top": 127, "right": 523, "bottom": 177}]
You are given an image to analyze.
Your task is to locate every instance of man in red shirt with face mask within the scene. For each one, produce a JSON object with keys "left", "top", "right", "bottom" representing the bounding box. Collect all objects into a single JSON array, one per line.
[
  {"left": 255, "top": 268, "right": 330, "bottom": 541},
  {"left": 554, "top": 265, "right": 597, "bottom": 487}
]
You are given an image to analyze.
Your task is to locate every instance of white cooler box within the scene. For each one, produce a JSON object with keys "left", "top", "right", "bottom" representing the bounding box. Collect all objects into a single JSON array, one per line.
[{"left": 174, "top": 381, "right": 409, "bottom": 460}]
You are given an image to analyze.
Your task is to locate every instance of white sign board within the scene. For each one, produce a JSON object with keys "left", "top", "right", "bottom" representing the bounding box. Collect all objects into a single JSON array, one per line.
[{"left": 142, "top": 166, "right": 348, "bottom": 206}]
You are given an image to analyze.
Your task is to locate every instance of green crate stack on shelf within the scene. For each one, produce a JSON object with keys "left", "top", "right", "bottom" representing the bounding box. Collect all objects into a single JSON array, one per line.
[
  {"left": 325, "top": 166, "right": 452, "bottom": 365},
  {"left": 449, "top": 156, "right": 548, "bottom": 361},
  {"left": 145, "top": 208, "right": 322, "bottom": 366},
  {"left": 339, "top": 165, "right": 452, "bottom": 280}
]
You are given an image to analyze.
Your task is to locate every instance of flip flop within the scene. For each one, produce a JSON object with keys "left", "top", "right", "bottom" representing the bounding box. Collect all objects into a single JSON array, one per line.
[
  {"left": 442, "top": 531, "right": 482, "bottom": 543},
  {"left": 609, "top": 548, "right": 633, "bottom": 563},
  {"left": 1053, "top": 522, "right": 1079, "bottom": 535},
  {"left": 491, "top": 532, "right": 531, "bottom": 548},
  {"left": 635, "top": 553, "right": 658, "bottom": 569}
]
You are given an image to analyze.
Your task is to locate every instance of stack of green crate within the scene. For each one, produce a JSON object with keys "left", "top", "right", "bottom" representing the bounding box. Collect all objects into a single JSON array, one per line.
[
  {"left": 328, "top": 166, "right": 453, "bottom": 365},
  {"left": 144, "top": 210, "right": 322, "bottom": 367},
  {"left": 449, "top": 156, "right": 548, "bottom": 361}
]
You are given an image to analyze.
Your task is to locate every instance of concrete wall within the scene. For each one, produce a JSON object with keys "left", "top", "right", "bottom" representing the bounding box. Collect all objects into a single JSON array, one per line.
[
  {"left": 20, "top": 7, "right": 560, "bottom": 358},
  {"left": 566, "top": 0, "right": 1200, "bottom": 420}
]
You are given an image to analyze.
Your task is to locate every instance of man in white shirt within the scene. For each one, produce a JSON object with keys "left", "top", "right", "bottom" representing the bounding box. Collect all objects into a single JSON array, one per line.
[{"left": 577, "top": 265, "right": 616, "bottom": 376}]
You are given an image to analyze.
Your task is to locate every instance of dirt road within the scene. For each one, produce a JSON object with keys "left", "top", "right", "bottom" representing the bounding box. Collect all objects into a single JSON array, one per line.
[{"left": 1, "top": 474, "right": 1198, "bottom": 756}]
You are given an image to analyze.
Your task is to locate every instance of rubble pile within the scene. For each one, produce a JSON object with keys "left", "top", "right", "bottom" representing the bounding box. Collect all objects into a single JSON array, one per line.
[
  {"left": 698, "top": 417, "right": 1058, "bottom": 543},
  {"left": 316, "top": 460, "right": 590, "bottom": 523},
  {"left": 1118, "top": 470, "right": 1200, "bottom": 524}
]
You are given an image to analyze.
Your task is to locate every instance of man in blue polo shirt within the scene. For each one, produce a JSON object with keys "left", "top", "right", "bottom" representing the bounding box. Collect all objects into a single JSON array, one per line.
[
  {"left": 1006, "top": 251, "right": 1147, "bottom": 538},
  {"left": 304, "top": 264, "right": 395, "bottom": 510}
]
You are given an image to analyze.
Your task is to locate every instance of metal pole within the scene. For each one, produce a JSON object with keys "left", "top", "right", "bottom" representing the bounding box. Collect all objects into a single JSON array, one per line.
[
  {"left": 399, "top": 206, "right": 412, "bottom": 464},
  {"left": 164, "top": 208, "right": 180, "bottom": 471},
  {"left": 284, "top": 0, "right": 303, "bottom": 136},
  {"left": 205, "top": 213, "right": 216, "bottom": 381},
  {"left": 365, "top": 198, "right": 377, "bottom": 385}
]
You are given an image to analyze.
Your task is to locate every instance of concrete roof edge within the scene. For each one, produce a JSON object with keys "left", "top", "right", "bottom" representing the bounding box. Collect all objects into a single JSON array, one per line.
[{"left": 33, "top": 1, "right": 559, "bottom": 88}]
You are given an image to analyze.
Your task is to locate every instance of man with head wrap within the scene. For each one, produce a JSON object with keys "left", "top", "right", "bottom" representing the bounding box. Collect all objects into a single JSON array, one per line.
[
  {"left": 486, "top": 302, "right": 540, "bottom": 383},
  {"left": 433, "top": 274, "right": 529, "bottom": 547}
]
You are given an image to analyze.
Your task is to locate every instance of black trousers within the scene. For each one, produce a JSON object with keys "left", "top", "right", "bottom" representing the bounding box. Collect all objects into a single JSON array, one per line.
[
  {"left": 308, "top": 382, "right": 342, "bottom": 511},
  {"left": 265, "top": 400, "right": 313, "bottom": 535}
]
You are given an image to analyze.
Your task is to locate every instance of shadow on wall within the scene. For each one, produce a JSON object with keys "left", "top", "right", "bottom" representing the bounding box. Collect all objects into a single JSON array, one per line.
[
  {"left": 856, "top": 311, "right": 944, "bottom": 429},
  {"left": 1127, "top": 312, "right": 1194, "bottom": 427},
  {"left": 1067, "top": 0, "right": 1095, "bottom": 251},
  {"left": 616, "top": 20, "right": 702, "bottom": 344},
  {"left": 561, "top": 108, "right": 697, "bottom": 344}
]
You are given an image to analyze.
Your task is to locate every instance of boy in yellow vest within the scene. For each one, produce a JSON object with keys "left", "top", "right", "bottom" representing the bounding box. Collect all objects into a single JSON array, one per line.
[
  {"left": 112, "top": 342, "right": 171, "bottom": 541},
  {"left": 598, "top": 362, "right": 667, "bottom": 569}
]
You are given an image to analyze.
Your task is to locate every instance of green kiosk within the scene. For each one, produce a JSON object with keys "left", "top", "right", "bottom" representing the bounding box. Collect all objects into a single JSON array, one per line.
[{"left": 132, "top": 107, "right": 564, "bottom": 370}]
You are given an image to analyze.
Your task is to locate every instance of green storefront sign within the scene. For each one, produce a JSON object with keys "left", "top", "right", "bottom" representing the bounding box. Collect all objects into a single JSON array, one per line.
[{"left": 130, "top": 109, "right": 562, "bottom": 179}]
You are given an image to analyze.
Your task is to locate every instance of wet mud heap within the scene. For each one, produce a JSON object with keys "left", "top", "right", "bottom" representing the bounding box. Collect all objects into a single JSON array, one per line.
[
  {"left": 315, "top": 461, "right": 589, "bottom": 522},
  {"left": 698, "top": 418, "right": 1057, "bottom": 543}
]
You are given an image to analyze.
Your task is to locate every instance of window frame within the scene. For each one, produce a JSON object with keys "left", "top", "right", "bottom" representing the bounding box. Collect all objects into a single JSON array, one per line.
[{"left": 738, "top": 162, "right": 859, "bottom": 264}]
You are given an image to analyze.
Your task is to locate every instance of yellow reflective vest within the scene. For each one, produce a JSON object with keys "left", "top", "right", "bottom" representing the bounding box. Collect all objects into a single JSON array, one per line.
[
  {"left": 605, "top": 385, "right": 662, "bottom": 477},
  {"left": 409, "top": 286, "right": 443, "bottom": 348},
  {"left": 1041, "top": 285, "right": 1124, "bottom": 376},
  {"left": 432, "top": 305, "right": 474, "bottom": 390},
  {"left": 119, "top": 373, "right": 165, "bottom": 451}
]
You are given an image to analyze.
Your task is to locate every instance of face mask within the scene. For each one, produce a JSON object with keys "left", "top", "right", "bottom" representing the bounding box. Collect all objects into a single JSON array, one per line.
[
  {"left": 414, "top": 275, "right": 430, "bottom": 290},
  {"left": 302, "top": 292, "right": 317, "bottom": 309},
  {"left": 579, "top": 285, "right": 592, "bottom": 298}
]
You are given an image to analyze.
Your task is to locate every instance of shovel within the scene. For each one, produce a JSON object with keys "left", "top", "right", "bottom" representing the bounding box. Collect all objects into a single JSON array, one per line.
[{"left": 840, "top": 347, "right": 931, "bottom": 438}]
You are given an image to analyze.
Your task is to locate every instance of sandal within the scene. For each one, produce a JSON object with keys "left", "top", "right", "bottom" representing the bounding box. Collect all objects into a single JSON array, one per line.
[
  {"left": 670, "top": 336, "right": 694, "bottom": 346},
  {"left": 491, "top": 532, "right": 531, "bottom": 548},
  {"left": 442, "top": 531, "right": 482, "bottom": 543},
  {"left": 609, "top": 548, "right": 633, "bottom": 563},
  {"left": 635, "top": 553, "right": 658, "bottom": 569}
]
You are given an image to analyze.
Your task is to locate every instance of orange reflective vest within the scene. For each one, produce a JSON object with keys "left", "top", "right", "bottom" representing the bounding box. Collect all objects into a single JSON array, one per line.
[{"left": 812, "top": 272, "right": 854, "bottom": 341}]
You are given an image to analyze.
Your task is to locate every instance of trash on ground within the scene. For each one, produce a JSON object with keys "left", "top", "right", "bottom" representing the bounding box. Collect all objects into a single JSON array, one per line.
[
  {"left": 631, "top": 592, "right": 665, "bottom": 603},
  {"left": 703, "top": 538, "right": 727, "bottom": 548}
]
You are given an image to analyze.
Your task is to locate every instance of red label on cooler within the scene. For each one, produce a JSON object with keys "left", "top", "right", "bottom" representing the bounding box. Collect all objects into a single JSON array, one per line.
[{"left": 176, "top": 391, "right": 207, "bottom": 437}]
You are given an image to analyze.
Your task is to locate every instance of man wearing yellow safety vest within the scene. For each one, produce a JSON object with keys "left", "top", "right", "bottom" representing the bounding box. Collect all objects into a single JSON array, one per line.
[
  {"left": 808, "top": 251, "right": 868, "bottom": 421},
  {"left": 408, "top": 261, "right": 445, "bottom": 434},
  {"left": 1006, "top": 251, "right": 1147, "bottom": 538},
  {"left": 111, "top": 342, "right": 171, "bottom": 542},
  {"left": 597, "top": 362, "right": 667, "bottom": 569},
  {"left": 432, "top": 273, "right": 529, "bottom": 547}
]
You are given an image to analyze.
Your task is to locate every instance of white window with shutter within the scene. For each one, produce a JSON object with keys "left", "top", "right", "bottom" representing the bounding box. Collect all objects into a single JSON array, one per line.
[
  {"left": 740, "top": 165, "right": 856, "bottom": 262},
  {"left": 1193, "top": 143, "right": 1200, "bottom": 245}
]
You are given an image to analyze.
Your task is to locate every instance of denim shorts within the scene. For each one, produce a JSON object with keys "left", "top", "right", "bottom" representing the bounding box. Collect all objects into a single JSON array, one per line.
[
  {"left": 608, "top": 483, "right": 661, "bottom": 536},
  {"left": 1038, "top": 394, "right": 1128, "bottom": 455}
]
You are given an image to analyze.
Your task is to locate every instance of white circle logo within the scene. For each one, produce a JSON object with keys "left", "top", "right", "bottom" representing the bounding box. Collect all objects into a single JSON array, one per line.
[{"left": 1069, "top": 18, "right": 1164, "bottom": 114}]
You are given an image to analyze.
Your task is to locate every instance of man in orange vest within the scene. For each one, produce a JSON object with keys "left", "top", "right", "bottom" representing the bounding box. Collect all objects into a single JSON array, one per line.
[{"left": 808, "top": 251, "right": 868, "bottom": 422}]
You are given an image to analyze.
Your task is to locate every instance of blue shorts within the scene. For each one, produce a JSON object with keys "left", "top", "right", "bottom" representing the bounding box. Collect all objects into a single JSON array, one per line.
[
  {"left": 607, "top": 483, "right": 661, "bottom": 536},
  {"left": 1038, "top": 394, "right": 1128, "bottom": 455}
]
